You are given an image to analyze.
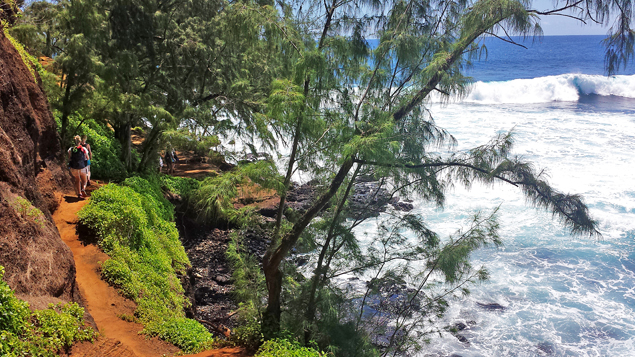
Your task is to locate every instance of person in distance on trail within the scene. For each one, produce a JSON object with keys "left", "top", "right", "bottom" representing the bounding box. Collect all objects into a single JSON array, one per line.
[
  {"left": 164, "top": 149, "right": 174, "bottom": 175},
  {"left": 68, "top": 135, "right": 89, "bottom": 199},
  {"left": 81, "top": 135, "right": 93, "bottom": 185},
  {"left": 171, "top": 148, "right": 179, "bottom": 171},
  {"left": 158, "top": 153, "right": 164, "bottom": 173}
]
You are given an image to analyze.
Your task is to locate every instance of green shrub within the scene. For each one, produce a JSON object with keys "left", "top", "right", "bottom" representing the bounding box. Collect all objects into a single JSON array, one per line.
[
  {"left": 159, "top": 175, "right": 201, "bottom": 198},
  {"left": 58, "top": 114, "right": 128, "bottom": 181},
  {"left": 163, "top": 128, "right": 221, "bottom": 159},
  {"left": 227, "top": 232, "right": 266, "bottom": 350},
  {"left": 190, "top": 162, "right": 280, "bottom": 226},
  {"left": 191, "top": 171, "right": 241, "bottom": 224},
  {"left": 255, "top": 339, "right": 326, "bottom": 357},
  {"left": 0, "top": 267, "right": 30, "bottom": 336},
  {"left": 123, "top": 176, "right": 175, "bottom": 222},
  {"left": 0, "top": 266, "right": 96, "bottom": 356},
  {"left": 78, "top": 179, "right": 212, "bottom": 352},
  {"left": 144, "top": 317, "right": 214, "bottom": 353}
]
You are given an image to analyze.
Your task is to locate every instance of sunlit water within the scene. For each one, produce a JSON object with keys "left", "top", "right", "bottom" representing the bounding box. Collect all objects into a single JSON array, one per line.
[{"left": 353, "top": 37, "right": 635, "bottom": 356}]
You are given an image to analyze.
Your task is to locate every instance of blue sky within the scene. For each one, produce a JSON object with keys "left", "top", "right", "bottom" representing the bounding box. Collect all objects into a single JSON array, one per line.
[{"left": 533, "top": 0, "right": 611, "bottom": 35}]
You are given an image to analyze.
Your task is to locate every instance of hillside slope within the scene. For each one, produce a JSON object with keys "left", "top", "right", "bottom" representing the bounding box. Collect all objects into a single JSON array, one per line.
[{"left": 0, "top": 26, "right": 78, "bottom": 309}]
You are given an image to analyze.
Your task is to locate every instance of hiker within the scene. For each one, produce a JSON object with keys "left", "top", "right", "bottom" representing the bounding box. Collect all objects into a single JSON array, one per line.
[
  {"left": 171, "top": 148, "right": 179, "bottom": 171},
  {"left": 68, "top": 135, "right": 89, "bottom": 198},
  {"left": 158, "top": 154, "right": 164, "bottom": 173},
  {"left": 164, "top": 150, "right": 174, "bottom": 174},
  {"left": 81, "top": 135, "right": 93, "bottom": 185}
]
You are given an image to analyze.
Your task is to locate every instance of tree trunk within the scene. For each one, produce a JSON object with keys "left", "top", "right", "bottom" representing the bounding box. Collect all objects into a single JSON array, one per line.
[
  {"left": 137, "top": 124, "right": 163, "bottom": 172},
  {"left": 262, "top": 157, "right": 354, "bottom": 337},
  {"left": 304, "top": 164, "right": 360, "bottom": 344},
  {"left": 272, "top": 116, "right": 303, "bottom": 240},
  {"left": 59, "top": 71, "right": 75, "bottom": 147},
  {"left": 262, "top": 267, "right": 283, "bottom": 340},
  {"left": 115, "top": 119, "right": 133, "bottom": 172}
]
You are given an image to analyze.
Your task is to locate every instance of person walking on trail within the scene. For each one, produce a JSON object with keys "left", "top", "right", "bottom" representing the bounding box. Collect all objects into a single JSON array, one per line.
[
  {"left": 171, "top": 148, "right": 179, "bottom": 171},
  {"left": 68, "top": 135, "right": 89, "bottom": 198},
  {"left": 81, "top": 135, "right": 93, "bottom": 185},
  {"left": 164, "top": 150, "right": 174, "bottom": 175},
  {"left": 158, "top": 154, "right": 164, "bottom": 173}
]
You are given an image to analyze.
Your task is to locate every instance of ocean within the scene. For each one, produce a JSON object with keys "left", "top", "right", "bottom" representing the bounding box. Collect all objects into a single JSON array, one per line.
[{"left": 356, "top": 36, "right": 635, "bottom": 356}]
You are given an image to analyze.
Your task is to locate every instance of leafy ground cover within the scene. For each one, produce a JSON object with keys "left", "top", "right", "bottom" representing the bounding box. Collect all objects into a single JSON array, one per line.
[
  {"left": 0, "top": 266, "right": 97, "bottom": 356},
  {"left": 77, "top": 176, "right": 213, "bottom": 353},
  {"left": 255, "top": 339, "right": 325, "bottom": 357}
]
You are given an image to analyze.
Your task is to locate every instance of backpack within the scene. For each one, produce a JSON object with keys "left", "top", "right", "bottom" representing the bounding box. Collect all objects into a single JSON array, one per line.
[{"left": 69, "top": 146, "right": 86, "bottom": 169}]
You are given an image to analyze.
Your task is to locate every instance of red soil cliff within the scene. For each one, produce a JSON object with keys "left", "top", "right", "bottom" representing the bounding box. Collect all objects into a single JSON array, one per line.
[{"left": 0, "top": 24, "right": 79, "bottom": 309}]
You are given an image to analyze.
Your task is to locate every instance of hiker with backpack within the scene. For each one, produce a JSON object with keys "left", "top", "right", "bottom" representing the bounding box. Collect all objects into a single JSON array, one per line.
[
  {"left": 68, "top": 135, "right": 90, "bottom": 198},
  {"left": 81, "top": 135, "right": 93, "bottom": 185}
]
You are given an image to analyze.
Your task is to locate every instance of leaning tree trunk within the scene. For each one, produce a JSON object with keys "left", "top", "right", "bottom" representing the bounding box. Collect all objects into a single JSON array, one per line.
[
  {"left": 137, "top": 124, "right": 163, "bottom": 172},
  {"left": 262, "top": 158, "right": 355, "bottom": 338}
]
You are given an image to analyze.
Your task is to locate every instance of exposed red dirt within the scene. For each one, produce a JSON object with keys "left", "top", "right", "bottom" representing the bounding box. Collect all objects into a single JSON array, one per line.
[
  {"left": 55, "top": 183, "right": 250, "bottom": 357},
  {"left": 184, "top": 347, "right": 251, "bottom": 357},
  {"left": 54, "top": 186, "right": 180, "bottom": 357},
  {"left": 0, "top": 25, "right": 78, "bottom": 308}
]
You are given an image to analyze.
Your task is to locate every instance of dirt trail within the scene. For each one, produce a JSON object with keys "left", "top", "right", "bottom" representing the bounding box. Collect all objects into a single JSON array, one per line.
[
  {"left": 53, "top": 187, "right": 250, "bottom": 357},
  {"left": 54, "top": 190, "right": 179, "bottom": 357}
]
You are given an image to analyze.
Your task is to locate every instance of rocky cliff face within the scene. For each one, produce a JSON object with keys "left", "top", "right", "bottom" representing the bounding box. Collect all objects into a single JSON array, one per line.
[{"left": 0, "top": 26, "right": 79, "bottom": 309}]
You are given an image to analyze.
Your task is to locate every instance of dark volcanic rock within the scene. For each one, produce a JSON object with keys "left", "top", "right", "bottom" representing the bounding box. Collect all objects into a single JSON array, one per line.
[
  {"left": 454, "top": 322, "right": 468, "bottom": 331},
  {"left": 213, "top": 275, "right": 231, "bottom": 285},
  {"left": 239, "top": 152, "right": 272, "bottom": 164},
  {"left": 348, "top": 181, "right": 391, "bottom": 219},
  {"left": 476, "top": 302, "right": 507, "bottom": 311},
  {"left": 176, "top": 214, "right": 272, "bottom": 335},
  {"left": 454, "top": 334, "right": 469, "bottom": 344},
  {"left": 391, "top": 201, "right": 414, "bottom": 211},
  {"left": 537, "top": 341, "right": 556, "bottom": 355},
  {"left": 257, "top": 205, "right": 278, "bottom": 218},
  {"left": 176, "top": 219, "right": 238, "bottom": 330},
  {"left": 285, "top": 178, "right": 415, "bottom": 219},
  {"left": 286, "top": 181, "right": 318, "bottom": 213}
]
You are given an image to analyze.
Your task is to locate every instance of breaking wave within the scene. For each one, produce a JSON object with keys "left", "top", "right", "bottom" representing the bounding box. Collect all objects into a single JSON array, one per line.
[{"left": 462, "top": 74, "right": 635, "bottom": 104}]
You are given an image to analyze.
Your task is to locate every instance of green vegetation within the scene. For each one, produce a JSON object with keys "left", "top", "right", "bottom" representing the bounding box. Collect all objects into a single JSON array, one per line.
[
  {"left": 57, "top": 115, "right": 129, "bottom": 181},
  {"left": 255, "top": 339, "right": 325, "bottom": 357},
  {"left": 0, "top": 266, "right": 97, "bottom": 356},
  {"left": 77, "top": 177, "right": 213, "bottom": 353},
  {"left": 159, "top": 175, "right": 200, "bottom": 198},
  {"left": 190, "top": 162, "right": 282, "bottom": 226},
  {"left": 3, "top": 27, "right": 40, "bottom": 82},
  {"left": 226, "top": 231, "right": 267, "bottom": 350},
  {"left": 8, "top": 195, "right": 46, "bottom": 228}
]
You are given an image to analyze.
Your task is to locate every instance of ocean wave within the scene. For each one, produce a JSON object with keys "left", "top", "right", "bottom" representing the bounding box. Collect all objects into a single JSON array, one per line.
[{"left": 461, "top": 74, "right": 635, "bottom": 104}]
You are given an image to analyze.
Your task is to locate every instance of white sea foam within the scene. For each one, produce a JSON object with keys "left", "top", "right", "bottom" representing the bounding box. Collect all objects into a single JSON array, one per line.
[
  {"left": 350, "top": 92, "right": 635, "bottom": 356},
  {"left": 450, "top": 74, "right": 635, "bottom": 104}
]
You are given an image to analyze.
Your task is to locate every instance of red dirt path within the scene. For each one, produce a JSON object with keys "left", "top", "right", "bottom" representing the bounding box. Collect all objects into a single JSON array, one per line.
[{"left": 53, "top": 185, "right": 250, "bottom": 357}]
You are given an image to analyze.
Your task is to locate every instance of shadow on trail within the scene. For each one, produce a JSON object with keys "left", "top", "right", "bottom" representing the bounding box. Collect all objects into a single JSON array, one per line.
[{"left": 63, "top": 195, "right": 86, "bottom": 203}]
